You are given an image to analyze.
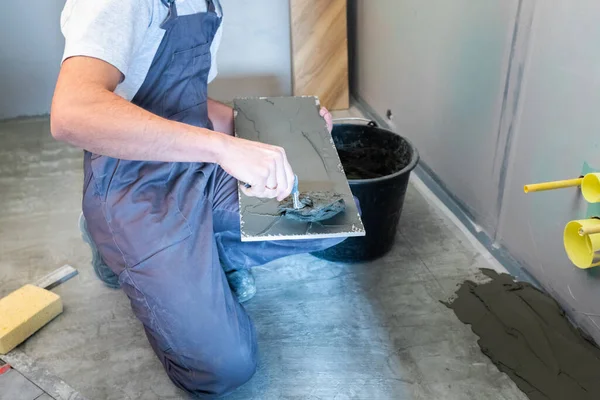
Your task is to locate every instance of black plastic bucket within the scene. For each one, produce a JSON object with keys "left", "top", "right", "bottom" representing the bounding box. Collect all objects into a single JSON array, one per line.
[{"left": 311, "top": 118, "right": 419, "bottom": 262}]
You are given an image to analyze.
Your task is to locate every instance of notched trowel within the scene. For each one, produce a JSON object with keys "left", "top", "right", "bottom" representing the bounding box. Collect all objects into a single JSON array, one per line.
[{"left": 291, "top": 175, "right": 304, "bottom": 210}]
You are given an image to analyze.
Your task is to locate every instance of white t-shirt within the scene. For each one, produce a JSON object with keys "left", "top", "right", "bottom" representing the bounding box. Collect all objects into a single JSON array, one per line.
[{"left": 60, "top": 0, "right": 223, "bottom": 101}]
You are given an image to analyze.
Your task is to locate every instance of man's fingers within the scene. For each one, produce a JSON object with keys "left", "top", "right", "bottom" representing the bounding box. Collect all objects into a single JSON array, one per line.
[
  {"left": 274, "top": 151, "right": 291, "bottom": 201},
  {"left": 265, "top": 160, "right": 278, "bottom": 190},
  {"left": 282, "top": 157, "right": 295, "bottom": 201},
  {"left": 241, "top": 182, "right": 267, "bottom": 198},
  {"left": 264, "top": 188, "right": 278, "bottom": 199},
  {"left": 240, "top": 180, "right": 279, "bottom": 199},
  {"left": 238, "top": 145, "right": 295, "bottom": 200},
  {"left": 320, "top": 107, "right": 333, "bottom": 133}
]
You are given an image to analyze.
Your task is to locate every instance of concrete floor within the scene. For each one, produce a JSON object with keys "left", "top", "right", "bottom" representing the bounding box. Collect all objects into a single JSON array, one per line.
[{"left": 0, "top": 115, "right": 528, "bottom": 400}]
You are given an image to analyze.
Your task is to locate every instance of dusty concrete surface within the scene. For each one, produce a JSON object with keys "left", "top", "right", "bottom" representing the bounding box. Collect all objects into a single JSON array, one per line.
[{"left": 0, "top": 115, "right": 528, "bottom": 399}]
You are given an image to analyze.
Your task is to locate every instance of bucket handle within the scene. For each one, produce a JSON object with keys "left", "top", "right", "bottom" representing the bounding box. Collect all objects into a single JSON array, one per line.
[{"left": 331, "top": 117, "right": 378, "bottom": 128}]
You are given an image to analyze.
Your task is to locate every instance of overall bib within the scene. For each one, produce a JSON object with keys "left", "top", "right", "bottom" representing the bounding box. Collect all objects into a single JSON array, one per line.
[{"left": 81, "top": 0, "right": 343, "bottom": 397}]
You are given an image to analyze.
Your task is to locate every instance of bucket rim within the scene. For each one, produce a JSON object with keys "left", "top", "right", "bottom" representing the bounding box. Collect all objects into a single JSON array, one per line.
[{"left": 332, "top": 123, "right": 420, "bottom": 184}]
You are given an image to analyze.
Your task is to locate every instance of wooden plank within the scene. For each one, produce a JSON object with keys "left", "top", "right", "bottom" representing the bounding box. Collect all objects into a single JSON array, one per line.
[
  {"left": 234, "top": 96, "right": 364, "bottom": 241},
  {"left": 290, "top": 0, "right": 350, "bottom": 111}
]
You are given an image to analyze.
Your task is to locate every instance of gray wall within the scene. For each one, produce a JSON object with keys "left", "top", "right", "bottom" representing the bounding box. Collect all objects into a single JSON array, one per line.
[
  {"left": 0, "top": 0, "right": 292, "bottom": 119},
  {"left": 352, "top": 0, "right": 600, "bottom": 342},
  {"left": 209, "top": 0, "right": 293, "bottom": 101},
  {"left": 352, "top": 0, "right": 520, "bottom": 235},
  {"left": 0, "top": 0, "right": 65, "bottom": 119}
]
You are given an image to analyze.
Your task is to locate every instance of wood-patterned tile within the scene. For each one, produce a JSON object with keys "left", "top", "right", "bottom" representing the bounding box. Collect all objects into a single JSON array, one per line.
[{"left": 290, "top": 0, "right": 350, "bottom": 110}]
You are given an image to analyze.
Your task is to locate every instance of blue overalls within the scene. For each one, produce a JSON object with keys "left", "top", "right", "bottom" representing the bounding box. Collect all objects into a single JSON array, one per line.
[{"left": 81, "top": 0, "right": 343, "bottom": 397}]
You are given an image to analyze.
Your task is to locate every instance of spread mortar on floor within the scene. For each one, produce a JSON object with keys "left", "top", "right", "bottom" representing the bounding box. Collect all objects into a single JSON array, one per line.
[{"left": 444, "top": 269, "right": 600, "bottom": 400}]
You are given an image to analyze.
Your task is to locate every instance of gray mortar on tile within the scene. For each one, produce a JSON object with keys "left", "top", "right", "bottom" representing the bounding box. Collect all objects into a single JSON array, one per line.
[{"left": 233, "top": 96, "right": 365, "bottom": 241}]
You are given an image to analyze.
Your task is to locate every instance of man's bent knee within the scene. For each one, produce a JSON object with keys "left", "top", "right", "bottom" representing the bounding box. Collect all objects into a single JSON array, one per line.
[{"left": 164, "top": 344, "right": 257, "bottom": 398}]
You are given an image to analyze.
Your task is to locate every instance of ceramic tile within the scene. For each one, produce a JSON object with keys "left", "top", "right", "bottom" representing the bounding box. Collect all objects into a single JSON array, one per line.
[
  {"left": 234, "top": 97, "right": 365, "bottom": 241},
  {"left": 0, "top": 369, "right": 43, "bottom": 400}
]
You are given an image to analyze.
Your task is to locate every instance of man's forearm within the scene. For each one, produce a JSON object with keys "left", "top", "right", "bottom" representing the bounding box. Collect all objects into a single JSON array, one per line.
[
  {"left": 51, "top": 60, "right": 228, "bottom": 163},
  {"left": 52, "top": 88, "right": 229, "bottom": 163},
  {"left": 207, "top": 98, "right": 234, "bottom": 136}
]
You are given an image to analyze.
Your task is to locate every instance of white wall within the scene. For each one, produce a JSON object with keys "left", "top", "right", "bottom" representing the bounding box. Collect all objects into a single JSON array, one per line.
[
  {"left": 0, "top": 0, "right": 293, "bottom": 119},
  {"left": 0, "top": 0, "right": 65, "bottom": 119}
]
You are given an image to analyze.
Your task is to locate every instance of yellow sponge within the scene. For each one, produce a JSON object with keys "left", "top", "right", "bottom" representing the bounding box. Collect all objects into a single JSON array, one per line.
[{"left": 0, "top": 284, "right": 63, "bottom": 354}]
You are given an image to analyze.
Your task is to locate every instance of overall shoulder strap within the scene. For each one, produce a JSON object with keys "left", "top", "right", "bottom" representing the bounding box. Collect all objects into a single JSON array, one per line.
[{"left": 206, "top": 0, "right": 216, "bottom": 13}]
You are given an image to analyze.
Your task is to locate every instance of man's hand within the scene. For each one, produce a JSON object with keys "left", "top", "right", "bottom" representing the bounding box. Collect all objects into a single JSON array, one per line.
[
  {"left": 218, "top": 106, "right": 334, "bottom": 201},
  {"left": 218, "top": 136, "right": 295, "bottom": 201}
]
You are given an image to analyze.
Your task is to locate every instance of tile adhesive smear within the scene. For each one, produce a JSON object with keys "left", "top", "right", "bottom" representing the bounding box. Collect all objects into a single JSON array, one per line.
[
  {"left": 276, "top": 175, "right": 346, "bottom": 223},
  {"left": 278, "top": 191, "right": 345, "bottom": 222},
  {"left": 444, "top": 269, "right": 600, "bottom": 400},
  {"left": 246, "top": 175, "right": 347, "bottom": 223}
]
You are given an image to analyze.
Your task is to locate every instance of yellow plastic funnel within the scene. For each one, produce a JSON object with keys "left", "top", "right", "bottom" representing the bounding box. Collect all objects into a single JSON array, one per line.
[
  {"left": 564, "top": 219, "right": 600, "bottom": 269},
  {"left": 582, "top": 173, "right": 600, "bottom": 203}
]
